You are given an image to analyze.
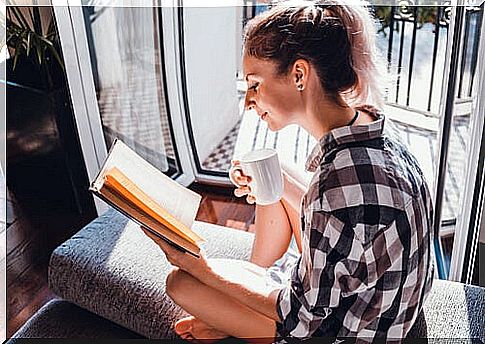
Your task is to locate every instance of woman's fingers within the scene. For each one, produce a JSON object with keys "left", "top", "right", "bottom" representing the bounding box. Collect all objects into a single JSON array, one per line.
[
  {"left": 231, "top": 159, "right": 256, "bottom": 204},
  {"left": 229, "top": 168, "right": 251, "bottom": 186},
  {"left": 229, "top": 160, "right": 252, "bottom": 187},
  {"left": 234, "top": 186, "right": 251, "bottom": 197},
  {"left": 246, "top": 194, "right": 256, "bottom": 204},
  {"left": 236, "top": 174, "right": 252, "bottom": 186}
]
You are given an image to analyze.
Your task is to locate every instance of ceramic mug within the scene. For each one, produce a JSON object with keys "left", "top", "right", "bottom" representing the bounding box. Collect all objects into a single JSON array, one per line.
[{"left": 231, "top": 148, "right": 284, "bottom": 205}]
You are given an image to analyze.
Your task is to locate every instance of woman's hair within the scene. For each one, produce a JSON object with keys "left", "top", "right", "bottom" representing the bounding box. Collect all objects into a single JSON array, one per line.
[{"left": 243, "top": 0, "right": 386, "bottom": 109}]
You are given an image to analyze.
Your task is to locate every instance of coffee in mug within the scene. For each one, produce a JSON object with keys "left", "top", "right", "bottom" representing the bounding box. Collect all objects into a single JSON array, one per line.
[{"left": 234, "top": 148, "right": 283, "bottom": 205}]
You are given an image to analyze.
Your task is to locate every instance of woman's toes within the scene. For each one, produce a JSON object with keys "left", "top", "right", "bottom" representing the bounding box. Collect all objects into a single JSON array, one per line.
[
  {"left": 175, "top": 316, "right": 195, "bottom": 335},
  {"left": 190, "top": 318, "right": 228, "bottom": 340},
  {"left": 175, "top": 316, "right": 228, "bottom": 341}
]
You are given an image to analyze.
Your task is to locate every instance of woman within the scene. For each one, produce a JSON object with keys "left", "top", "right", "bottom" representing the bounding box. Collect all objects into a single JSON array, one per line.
[{"left": 148, "top": 0, "right": 434, "bottom": 341}]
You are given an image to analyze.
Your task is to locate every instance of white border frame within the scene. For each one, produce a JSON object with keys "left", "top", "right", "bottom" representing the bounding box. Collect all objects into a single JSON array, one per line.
[
  {"left": 160, "top": 3, "right": 197, "bottom": 186},
  {"left": 449, "top": 12, "right": 485, "bottom": 282},
  {"left": 54, "top": 4, "right": 109, "bottom": 214}
]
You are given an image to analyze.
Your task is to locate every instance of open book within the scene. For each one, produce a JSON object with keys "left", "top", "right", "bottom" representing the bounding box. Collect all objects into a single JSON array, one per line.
[{"left": 90, "top": 139, "right": 205, "bottom": 257}]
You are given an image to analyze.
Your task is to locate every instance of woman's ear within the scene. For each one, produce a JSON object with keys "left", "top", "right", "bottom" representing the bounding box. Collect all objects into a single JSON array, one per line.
[{"left": 292, "top": 59, "right": 310, "bottom": 92}]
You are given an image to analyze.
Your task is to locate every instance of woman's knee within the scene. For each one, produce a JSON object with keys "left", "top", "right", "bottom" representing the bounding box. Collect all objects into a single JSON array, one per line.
[{"left": 166, "top": 268, "right": 196, "bottom": 302}]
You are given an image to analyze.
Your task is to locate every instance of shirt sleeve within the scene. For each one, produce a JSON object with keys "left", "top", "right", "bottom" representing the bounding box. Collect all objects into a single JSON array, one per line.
[{"left": 275, "top": 210, "right": 368, "bottom": 338}]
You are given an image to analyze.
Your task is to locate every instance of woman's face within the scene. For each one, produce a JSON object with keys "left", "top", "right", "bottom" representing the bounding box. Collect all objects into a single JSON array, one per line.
[{"left": 242, "top": 54, "right": 301, "bottom": 131}]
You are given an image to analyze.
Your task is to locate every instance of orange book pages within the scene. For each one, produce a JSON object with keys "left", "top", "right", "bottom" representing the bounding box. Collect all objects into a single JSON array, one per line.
[
  {"left": 100, "top": 184, "right": 200, "bottom": 257},
  {"left": 103, "top": 167, "right": 204, "bottom": 245}
]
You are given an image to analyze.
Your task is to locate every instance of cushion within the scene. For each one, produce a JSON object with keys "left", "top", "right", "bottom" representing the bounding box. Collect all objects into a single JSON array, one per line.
[
  {"left": 48, "top": 208, "right": 254, "bottom": 339},
  {"left": 420, "top": 279, "right": 485, "bottom": 340},
  {"left": 7, "top": 299, "right": 143, "bottom": 341}
]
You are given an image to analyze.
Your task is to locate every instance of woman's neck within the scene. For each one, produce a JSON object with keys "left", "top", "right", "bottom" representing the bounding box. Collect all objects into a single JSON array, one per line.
[{"left": 298, "top": 95, "right": 357, "bottom": 140}]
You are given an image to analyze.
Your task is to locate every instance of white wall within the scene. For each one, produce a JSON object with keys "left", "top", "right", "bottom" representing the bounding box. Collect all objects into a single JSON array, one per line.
[
  {"left": 235, "top": 6, "right": 244, "bottom": 74},
  {"left": 183, "top": 6, "right": 240, "bottom": 163}
]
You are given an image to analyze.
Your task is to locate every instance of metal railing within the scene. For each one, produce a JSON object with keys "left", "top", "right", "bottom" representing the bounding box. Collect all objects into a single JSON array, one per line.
[
  {"left": 243, "top": 3, "right": 483, "bottom": 117},
  {"left": 374, "top": 4, "right": 483, "bottom": 116}
]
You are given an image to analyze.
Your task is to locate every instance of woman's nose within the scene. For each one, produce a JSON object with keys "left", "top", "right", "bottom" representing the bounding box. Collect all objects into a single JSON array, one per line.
[{"left": 244, "top": 92, "right": 255, "bottom": 111}]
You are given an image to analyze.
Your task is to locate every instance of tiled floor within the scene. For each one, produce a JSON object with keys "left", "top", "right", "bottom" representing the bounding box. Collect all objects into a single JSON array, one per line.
[
  {"left": 95, "top": 51, "right": 176, "bottom": 172},
  {"left": 202, "top": 100, "right": 472, "bottom": 225}
]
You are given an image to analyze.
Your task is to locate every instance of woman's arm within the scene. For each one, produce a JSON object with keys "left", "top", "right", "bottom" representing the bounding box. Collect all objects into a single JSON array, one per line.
[{"left": 281, "top": 167, "right": 308, "bottom": 213}]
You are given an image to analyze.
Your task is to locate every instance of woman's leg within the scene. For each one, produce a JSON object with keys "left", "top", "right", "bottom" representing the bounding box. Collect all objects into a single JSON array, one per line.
[
  {"left": 167, "top": 263, "right": 277, "bottom": 341},
  {"left": 170, "top": 168, "right": 308, "bottom": 340}
]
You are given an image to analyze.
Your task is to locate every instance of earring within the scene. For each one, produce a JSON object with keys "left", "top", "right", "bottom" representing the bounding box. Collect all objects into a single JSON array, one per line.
[{"left": 297, "top": 84, "right": 304, "bottom": 91}]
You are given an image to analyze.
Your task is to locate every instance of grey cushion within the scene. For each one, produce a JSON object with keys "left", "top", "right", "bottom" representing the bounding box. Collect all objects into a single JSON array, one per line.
[
  {"left": 7, "top": 299, "right": 143, "bottom": 341},
  {"left": 48, "top": 208, "right": 254, "bottom": 339},
  {"left": 419, "top": 279, "right": 485, "bottom": 340}
]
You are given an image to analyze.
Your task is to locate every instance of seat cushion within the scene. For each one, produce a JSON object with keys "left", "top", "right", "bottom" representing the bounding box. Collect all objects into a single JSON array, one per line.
[
  {"left": 7, "top": 299, "right": 143, "bottom": 341},
  {"left": 420, "top": 279, "right": 485, "bottom": 340},
  {"left": 48, "top": 208, "right": 254, "bottom": 339}
]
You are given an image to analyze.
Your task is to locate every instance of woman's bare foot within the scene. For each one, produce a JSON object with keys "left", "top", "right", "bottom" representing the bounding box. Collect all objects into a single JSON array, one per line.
[{"left": 175, "top": 316, "right": 229, "bottom": 342}]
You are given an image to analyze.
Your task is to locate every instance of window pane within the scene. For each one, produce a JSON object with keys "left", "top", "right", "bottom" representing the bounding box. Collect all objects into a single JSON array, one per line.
[{"left": 83, "top": 6, "right": 181, "bottom": 177}]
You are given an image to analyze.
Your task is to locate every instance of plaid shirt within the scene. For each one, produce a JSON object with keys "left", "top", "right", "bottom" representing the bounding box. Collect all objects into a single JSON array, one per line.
[{"left": 276, "top": 111, "right": 434, "bottom": 341}]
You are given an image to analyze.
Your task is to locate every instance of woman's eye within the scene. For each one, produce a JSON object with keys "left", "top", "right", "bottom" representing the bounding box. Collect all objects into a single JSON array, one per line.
[{"left": 249, "top": 83, "right": 259, "bottom": 91}]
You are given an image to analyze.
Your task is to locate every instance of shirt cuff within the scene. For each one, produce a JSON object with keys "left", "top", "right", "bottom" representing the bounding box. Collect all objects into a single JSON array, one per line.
[{"left": 275, "top": 288, "right": 291, "bottom": 338}]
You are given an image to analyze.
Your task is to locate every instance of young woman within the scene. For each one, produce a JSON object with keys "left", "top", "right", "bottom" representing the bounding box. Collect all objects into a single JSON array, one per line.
[{"left": 147, "top": 0, "right": 434, "bottom": 341}]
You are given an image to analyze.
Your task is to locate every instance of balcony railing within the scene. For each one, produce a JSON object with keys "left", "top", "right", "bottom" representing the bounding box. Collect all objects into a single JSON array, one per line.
[
  {"left": 375, "top": 4, "right": 483, "bottom": 116},
  {"left": 243, "top": 3, "right": 483, "bottom": 116}
]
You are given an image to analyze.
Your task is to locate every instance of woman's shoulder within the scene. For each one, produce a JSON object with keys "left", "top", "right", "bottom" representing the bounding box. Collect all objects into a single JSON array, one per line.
[{"left": 307, "top": 138, "right": 423, "bottom": 215}]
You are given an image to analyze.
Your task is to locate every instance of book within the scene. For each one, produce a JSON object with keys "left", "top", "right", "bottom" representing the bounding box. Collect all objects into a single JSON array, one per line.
[{"left": 90, "top": 139, "right": 205, "bottom": 257}]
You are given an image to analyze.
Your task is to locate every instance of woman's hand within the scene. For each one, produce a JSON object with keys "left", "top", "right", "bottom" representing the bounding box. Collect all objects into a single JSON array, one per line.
[
  {"left": 229, "top": 160, "right": 256, "bottom": 204},
  {"left": 141, "top": 227, "right": 210, "bottom": 281}
]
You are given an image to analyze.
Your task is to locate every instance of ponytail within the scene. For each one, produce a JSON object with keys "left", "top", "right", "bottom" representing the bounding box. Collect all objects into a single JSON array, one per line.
[{"left": 324, "top": 0, "right": 386, "bottom": 109}]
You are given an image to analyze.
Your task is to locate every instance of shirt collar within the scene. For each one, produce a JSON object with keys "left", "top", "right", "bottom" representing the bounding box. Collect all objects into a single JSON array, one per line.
[{"left": 305, "top": 111, "right": 385, "bottom": 172}]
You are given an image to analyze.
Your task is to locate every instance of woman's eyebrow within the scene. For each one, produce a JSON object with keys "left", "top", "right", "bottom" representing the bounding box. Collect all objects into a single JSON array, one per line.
[{"left": 245, "top": 73, "right": 255, "bottom": 81}]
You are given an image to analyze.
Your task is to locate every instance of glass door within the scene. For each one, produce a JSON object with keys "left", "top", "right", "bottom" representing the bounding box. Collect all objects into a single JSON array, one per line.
[{"left": 54, "top": 3, "right": 196, "bottom": 214}]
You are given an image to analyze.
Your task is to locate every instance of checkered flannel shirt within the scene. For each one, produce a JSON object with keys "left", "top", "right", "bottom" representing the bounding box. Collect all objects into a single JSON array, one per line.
[{"left": 276, "top": 111, "right": 435, "bottom": 341}]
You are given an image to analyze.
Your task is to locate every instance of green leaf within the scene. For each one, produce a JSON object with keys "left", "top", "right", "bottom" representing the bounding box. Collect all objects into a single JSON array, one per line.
[
  {"left": 36, "top": 44, "right": 42, "bottom": 65},
  {"left": 13, "top": 52, "right": 19, "bottom": 70},
  {"left": 11, "top": 7, "right": 30, "bottom": 31},
  {"left": 6, "top": 15, "right": 23, "bottom": 32},
  {"left": 38, "top": 35, "right": 54, "bottom": 46},
  {"left": 13, "top": 39, "right": 24, "bottom": 70},
  {"left": 26, "top": 32, "right": 31, "bottom": 56},
  {"left": 7, "top": 6, "right": 64, "bottom": 74},
  {"left": 28, "top": 8, "right": 35, "bottom": 29}
]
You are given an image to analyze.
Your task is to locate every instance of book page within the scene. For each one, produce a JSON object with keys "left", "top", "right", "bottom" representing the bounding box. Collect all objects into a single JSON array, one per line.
[{"left": 92, "top": 140, "right": 201, "bottom": 229}]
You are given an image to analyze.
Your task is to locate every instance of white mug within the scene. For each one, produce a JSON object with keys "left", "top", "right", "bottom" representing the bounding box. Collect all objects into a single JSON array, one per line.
[{"left": 232, "top": 148, "right": 284, "bottom": 205}]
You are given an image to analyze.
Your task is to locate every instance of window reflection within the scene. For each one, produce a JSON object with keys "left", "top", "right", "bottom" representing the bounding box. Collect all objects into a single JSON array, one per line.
[{"left": 83, "top": 6, "right": 179, "bottom": 176}]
